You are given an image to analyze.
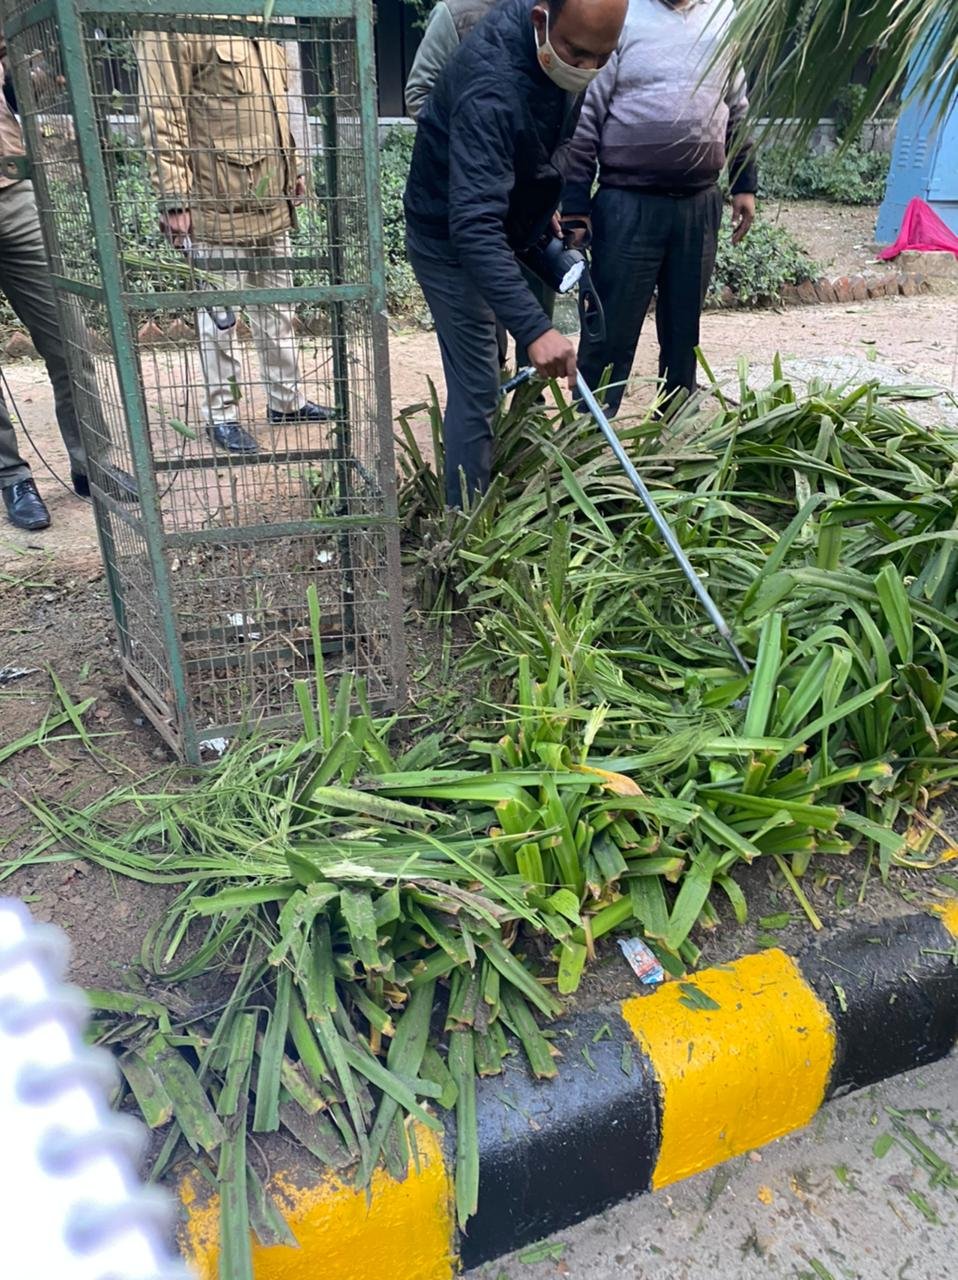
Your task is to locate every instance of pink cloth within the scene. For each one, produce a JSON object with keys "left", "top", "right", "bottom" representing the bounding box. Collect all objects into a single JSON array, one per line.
[{"left": 879, "top": 197, "right": 958, "bottom": 260}]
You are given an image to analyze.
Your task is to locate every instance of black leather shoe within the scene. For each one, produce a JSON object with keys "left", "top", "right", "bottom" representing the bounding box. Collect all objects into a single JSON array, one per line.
[
  {"left": 103, "top": 466, "right": 139, "bottom": 502},
  {"left": 207, "top": 421, "right": 259, "bottom": 453},
  {"left": 268, "top": 400, "right": 335, "bottom": 424},
  {"left": 3, "top": 479, "right": 50, "bottom": 530},
  {"left": 84, "top": 466, "right": 140, "bottom": 503}
]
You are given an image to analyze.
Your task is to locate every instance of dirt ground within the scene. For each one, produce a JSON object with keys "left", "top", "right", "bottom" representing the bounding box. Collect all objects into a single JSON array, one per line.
[
  {"left": 5, "top": 288, "right": 957, "bottom": 572},
  {"left": 2, "top": 288, "right": 957, "bottom": 987},
  {"left": 763, "top": 199, "right": 884, "bottom": 277},
  {"left": 0, "top": 566, "right": 174, "bottom": 986}
]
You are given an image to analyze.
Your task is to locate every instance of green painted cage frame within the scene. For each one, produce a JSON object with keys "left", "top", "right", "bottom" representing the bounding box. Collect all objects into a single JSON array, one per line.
[{"left": 3, "top": 0, "right": 406, "bottom": 762}]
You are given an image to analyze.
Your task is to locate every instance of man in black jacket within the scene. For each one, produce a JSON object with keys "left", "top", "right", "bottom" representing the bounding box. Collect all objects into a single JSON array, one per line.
[
  {"left": 404, "top": 0, "right": 558, "bottom": 378},
  {"left": 404, "top": 0, "right": 625, "bottom": 508}
]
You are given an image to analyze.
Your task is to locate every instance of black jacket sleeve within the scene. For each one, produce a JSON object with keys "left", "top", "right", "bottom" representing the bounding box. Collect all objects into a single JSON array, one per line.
[
  {"left": 446, "top": 85, "right": 554, "bottom": 350},
  {"left": 725, "top": 67, "right": 758, "bottom": 196}
]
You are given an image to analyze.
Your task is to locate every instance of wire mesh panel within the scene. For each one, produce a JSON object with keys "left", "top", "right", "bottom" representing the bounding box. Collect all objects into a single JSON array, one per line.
[{"left": 3, "top": 0, "right": 404, "bottom": 761}]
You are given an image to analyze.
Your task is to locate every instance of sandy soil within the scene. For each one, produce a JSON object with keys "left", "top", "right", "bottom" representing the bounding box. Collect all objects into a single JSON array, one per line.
[
  {"left": 4, "top": 290, "right": 956, "bottom": 576},
  {"left": 763, "top": 199, "right": 884, "bottom": 277}
]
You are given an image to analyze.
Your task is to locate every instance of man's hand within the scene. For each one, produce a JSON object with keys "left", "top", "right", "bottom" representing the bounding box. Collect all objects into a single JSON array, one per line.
[
  {"left": 528, "top": 327, "right": 577, "bottom": 388},
  {"left": 159, "top": 209, "right": 192, "bottom": 248},
  {"left": 561, "top": 215, "right": 591, "bottom": 249},
  {"left": 294, "top": 174, "right": 308, "bottom": 206},
  {"left": 731, "top": 193, "right": 755, "bottom": 246},
  {"left": 25, "top": 53, "right": 66, "bottom": 102}
]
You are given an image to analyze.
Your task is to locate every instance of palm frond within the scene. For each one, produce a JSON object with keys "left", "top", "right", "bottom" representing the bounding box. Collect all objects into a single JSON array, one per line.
[{"left": 721, "top": 0, "right": 958, "bottom": 145}]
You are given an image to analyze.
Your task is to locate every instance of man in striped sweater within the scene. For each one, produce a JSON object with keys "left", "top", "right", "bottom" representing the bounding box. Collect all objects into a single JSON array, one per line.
[{"left": 563, "top": 0, "right": 757, "bottom": 414}]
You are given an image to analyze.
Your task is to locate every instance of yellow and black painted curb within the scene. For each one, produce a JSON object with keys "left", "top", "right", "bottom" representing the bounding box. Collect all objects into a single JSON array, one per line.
[{"left": 180, "top": 903, "right": 958, "bottom": 1280}]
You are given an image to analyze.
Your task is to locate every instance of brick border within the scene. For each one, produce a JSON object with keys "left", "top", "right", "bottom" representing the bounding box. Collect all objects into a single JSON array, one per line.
[{"left": 709, "top": 267, "right": 936, "bottom": 312}]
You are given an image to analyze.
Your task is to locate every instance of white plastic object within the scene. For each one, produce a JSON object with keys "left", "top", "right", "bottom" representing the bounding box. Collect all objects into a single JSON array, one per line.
[{"left": 0, "top": 897, "right": 194, "bottom": 1280}]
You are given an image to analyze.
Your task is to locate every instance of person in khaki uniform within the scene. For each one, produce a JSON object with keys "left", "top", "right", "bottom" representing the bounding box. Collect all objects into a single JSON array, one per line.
[
  {"left": 137, "top": 31, "right": 332, "bottom": 453},
  {"left": 0, "top": 44, "right": 89, "bottom": 530}
]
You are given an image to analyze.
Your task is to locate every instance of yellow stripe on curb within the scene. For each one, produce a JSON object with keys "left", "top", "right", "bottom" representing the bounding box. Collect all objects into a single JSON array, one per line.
[
  {"left": 621, "top": 949, "right": 835, "bottom": 1189},
  {"left": 931, "top": 900, "right": 958, "bottom": 939},
  {"left": 180, "top": 1125, "right": 455, "bottom": 1280}
]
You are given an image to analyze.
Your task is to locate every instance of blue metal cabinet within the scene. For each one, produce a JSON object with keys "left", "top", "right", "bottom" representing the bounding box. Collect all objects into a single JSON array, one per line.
[{"left": 877, "top": 48, "right": 958, "bottom": 240}]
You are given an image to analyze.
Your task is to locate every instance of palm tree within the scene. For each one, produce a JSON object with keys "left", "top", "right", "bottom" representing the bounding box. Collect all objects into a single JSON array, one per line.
[{"left": 721, "top": 1, "right": 958, "bottom": 141}]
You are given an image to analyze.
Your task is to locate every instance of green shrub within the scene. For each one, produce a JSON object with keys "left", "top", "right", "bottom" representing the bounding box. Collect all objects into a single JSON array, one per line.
[
  {"left": 758, "top": 83, "right": 890, "bottom": 207},
  {"left": 759, "top": 147, "right": 820, "bottom": 201},
  {"left": 0, "top": 289, "right": 16, "bottom": 332},
  {"left": 379, "top": 126, "right": 424, "bottom": 315},
  {"left": 710, "top": 216, "right": 818, "bottom": 304},
  {"left": 833, "top": 84, "right": 869, "bottom": 137},
  {"left": 759, "top": 145, "right": 889, "bottom": 206}
]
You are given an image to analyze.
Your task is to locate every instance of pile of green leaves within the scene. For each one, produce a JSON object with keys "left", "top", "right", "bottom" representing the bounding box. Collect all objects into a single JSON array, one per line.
[
  {"left": 12, "top": 370, "right": 958, "bottom": 1279},
  {"left": 401, "top": 363, "right": 958, "bottom": 886},
  {"left": 16, "top": 589, "right": 730, "bottom": 1267}
]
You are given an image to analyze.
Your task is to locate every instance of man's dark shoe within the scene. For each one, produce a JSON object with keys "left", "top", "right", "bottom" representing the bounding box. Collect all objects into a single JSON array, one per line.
[
  {"left": 207, "top": 421, "right": 259, "bottom": 453},
  {"left": 104, "top": 466, "right": 140, "bottom": 503},
  {"left": 3, "top": 479, "right": 50, "bottom": 530},
  {"left": 268, "top": 400, "right": 335, "bottom": 424},
  {"left": 79, "top": 466, "right": 140, "bottom": 503}
]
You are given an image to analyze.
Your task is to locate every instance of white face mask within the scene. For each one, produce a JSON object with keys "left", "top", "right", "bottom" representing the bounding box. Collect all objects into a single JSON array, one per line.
[{"left": 534, "top": 12, "right": 601, "bottom": 94}]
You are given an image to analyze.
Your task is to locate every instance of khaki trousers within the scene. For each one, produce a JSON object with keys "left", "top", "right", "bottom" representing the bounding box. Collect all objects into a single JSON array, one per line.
[{"left": 192, "top": 235, "right": 302, "bottom": 424}]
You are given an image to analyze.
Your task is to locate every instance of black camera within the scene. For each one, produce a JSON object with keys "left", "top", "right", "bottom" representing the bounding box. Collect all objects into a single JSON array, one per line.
[
  {"left": 517, "top": 233, "right": 587, "bottom": 295},
  {"left": 517, "top": 227, "right": 605, "bottom": 343}
]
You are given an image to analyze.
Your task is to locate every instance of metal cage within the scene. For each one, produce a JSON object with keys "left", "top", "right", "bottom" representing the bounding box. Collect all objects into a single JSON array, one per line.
[{"left": 3, "top": 0, "right": 405, "bottom": 761}]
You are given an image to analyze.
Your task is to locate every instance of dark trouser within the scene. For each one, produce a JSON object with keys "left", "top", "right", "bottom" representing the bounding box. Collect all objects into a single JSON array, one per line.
[
  {"left": 0, "top": 181, "right": 87, "bottom": 488},
  {"left": 579, "top": 184, "right": 723, "bottom": 417},
  {"left": 408, "top": 226, "right": 549, "bottom": 508}
]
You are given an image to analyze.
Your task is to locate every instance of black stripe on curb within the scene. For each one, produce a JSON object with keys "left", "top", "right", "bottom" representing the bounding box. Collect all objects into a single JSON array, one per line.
[
  {"left": 457, "top": 1007, "right": 660, "bottom": 1270},
  {"left": 798, "top": 910, "right": 958, "bottom": 1095}
]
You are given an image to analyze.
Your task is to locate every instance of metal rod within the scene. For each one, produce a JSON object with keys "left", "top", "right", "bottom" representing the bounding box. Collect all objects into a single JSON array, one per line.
[
  {"left": 499, "top": 365, "right": 539, "bottom": 397},
  {"left": 356, "top": 0, "right": 409, "bottom": 705},
  {"left": 505, "top": 367, "right": 750, "bottom": 675}
]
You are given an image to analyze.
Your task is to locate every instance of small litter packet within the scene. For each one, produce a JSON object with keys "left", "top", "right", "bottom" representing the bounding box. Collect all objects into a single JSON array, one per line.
[
  {"left": 618, "top": 937, "right": 664, "bottom": 987},
  {"left": 225, "top": 612, "right": 261, "bottom": 640},
  {"left": 0, "top": 667, "right": 37, "bottom": 685}
]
